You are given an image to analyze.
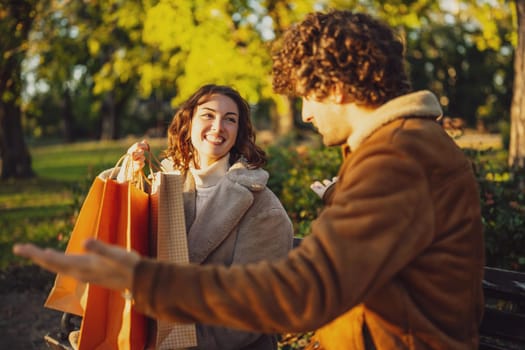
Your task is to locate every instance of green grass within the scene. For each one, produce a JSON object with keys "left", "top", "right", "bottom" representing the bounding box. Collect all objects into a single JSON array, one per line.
[{"left": 0, "top": 138, "right": 166, "bottom": 270}]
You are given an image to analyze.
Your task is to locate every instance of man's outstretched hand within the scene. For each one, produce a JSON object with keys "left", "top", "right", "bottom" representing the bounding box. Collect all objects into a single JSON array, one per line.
[{"left": 13, "top": 239, "right": 140, "bottom": 293}]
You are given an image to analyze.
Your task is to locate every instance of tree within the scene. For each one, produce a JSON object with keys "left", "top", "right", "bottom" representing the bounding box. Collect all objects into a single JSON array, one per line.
[
  {"left": 141, "top": 1, "right": 270, "bottom": 103},
  {"left": 509, "top": 0, "right": 525, "bottom": 168},
  {"left": 0, "top": 0, "right": 38, "bottom": 179},
  {"left": 263, "top": 0, "right": 316, "bottom": 135},
  {"left": 27, "top": 0, "right": 93, "bottom": 142},
  {"left": 76, "top": 0, "right": 144, "bottom": 140}
]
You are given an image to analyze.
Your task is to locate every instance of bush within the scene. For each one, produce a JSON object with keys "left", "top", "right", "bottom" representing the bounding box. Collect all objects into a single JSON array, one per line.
[
  {"left": 465, "top": 148, "right": 525, "bottom": 271},
  {"left": 265, "top": 140, "right": 342, "bottom": 237},
  {"left": 266, "top": 142, "right": 525, "bottom": 271}
]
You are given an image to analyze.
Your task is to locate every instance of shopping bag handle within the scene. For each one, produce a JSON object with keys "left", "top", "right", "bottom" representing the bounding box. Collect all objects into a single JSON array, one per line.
[
  {"left": 147, "top": 151, "right": 167, "bottom": 174},
  {"left": 109, "top": 153, "right": 149, "bottom": 191}
]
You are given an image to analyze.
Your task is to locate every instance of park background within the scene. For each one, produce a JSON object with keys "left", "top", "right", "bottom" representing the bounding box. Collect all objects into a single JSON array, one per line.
[{"left": 1, "top": 0, "right": 524, "bottom": 348}]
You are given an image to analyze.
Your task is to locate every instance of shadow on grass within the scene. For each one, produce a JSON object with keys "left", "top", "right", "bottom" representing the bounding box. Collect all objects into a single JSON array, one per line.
[{"left": 1, "top": 203, "right": 72, "bottom": 222}]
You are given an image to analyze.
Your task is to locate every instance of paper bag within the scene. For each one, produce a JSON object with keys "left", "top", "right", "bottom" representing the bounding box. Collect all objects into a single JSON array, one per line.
[
  {"left": 45, "top": 171, "right": 149, "bottom": 350},
  {"left": 150, "top": 172, "right": 197, "bottom": 349},
  {"left": 44, "top": 176, "right": 105, "bottom": 315}
]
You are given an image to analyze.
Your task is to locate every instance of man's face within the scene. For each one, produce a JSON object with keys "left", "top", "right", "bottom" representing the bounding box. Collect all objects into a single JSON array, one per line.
[{"left": 301, "top": 96, "right": 352, "bottom": 146}]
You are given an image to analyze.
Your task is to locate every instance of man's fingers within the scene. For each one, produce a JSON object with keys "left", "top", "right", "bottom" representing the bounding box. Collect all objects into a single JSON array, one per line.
[
  {"left": 311, "top": 181, "right": 322, "bottom": 189},
  {"left": 12, "top": 243, "right": 57, "bottom": 262},
  {"left": 12, "top": 243, "right": 38, "bottom": 259},
  {"left": 322, "top": 179, "right": 332, "bottom": 186},
  {"left": 84, "top": 239, "right": 122, "bottom": 258},
  {"left": 84, "top": 239, "right": 140, "bottom": 266},
  {"left": 13, "top": 244, "right": 88, "bottom": 277},
  {"left": 14, "top": 241, "right": 136, "bottom": 291}
]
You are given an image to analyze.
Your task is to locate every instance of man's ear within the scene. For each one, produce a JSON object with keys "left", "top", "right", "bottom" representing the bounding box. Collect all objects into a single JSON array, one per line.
[{"left": 332, "top": 84, "right": 346, "bottom": 103}]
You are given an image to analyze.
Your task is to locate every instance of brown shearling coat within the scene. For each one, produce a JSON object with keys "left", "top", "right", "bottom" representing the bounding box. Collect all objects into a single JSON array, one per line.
[{"left": 133, "top": 91, "right": 484, "bottom": 350}]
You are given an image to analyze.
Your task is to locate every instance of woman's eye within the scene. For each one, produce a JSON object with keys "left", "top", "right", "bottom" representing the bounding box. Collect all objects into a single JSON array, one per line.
[
  {"left": 226, "top": 117, "right": 238, "bottom": 123},
  {"left": 200, "top": 113, "right": 214, "bottom": 119}
]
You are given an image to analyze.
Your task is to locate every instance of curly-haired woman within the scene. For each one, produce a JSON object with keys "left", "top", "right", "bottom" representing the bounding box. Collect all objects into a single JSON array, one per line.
[{"left": 107, "top": 84, "right": 293, "bottom": 350}]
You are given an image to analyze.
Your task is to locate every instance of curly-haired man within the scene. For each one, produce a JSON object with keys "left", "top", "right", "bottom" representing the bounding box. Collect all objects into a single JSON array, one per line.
[{"left": 15, "top": 10, "right": 484, "bottom": 350}]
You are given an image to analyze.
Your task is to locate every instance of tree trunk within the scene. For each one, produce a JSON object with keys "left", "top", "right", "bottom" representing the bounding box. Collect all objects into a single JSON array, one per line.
[
  {"left": 0, "top": 0, "right": 36, "bottom": 179},
  {"left": 62, "top": 87, "right": 75, "bottom": 143},
  {"left": 100, "top": 92, "right": 118, "bottom": 140},
  {"left": 270, "top": 95, "right": 294, "bottom": 136},
  {"left": 0, "top": 101, "right": 34, "bottom": 179},
  {"left": 509, "top": 0, "right": 525, "bottom": 169}
]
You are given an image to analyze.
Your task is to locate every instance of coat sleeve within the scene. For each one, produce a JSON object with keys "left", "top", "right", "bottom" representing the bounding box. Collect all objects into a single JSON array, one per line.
[{"left": 132, "top": 143, "right": 434, "bottom": 334}]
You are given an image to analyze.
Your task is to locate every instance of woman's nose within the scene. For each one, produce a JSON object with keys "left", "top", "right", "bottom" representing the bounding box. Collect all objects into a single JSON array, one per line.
[{"left": 211, "top": 118, "right": 221, "bottom": 131}]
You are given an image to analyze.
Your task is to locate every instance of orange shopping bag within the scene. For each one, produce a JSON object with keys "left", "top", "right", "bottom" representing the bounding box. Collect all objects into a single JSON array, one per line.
[
  {"left": 45, "top": 157, "right": 150, "bottom": 350},
  {"left": 44, "top": 176, "right": 106, "bottom": 316}
]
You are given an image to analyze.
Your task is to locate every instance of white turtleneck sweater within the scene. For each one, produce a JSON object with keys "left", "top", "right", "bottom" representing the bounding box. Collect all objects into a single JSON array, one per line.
[{"left": 189, "top": 155, "right": 230, "bottom": 214}]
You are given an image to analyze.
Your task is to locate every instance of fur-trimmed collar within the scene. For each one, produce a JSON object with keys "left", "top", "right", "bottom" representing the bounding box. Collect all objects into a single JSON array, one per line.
[
  {"left": 347, "top": 90, "right": 442, "bottom": 151},
  {"left": 160, "top": 156, "right": 268, "bottom": 192},
  {"left": 226, "top": 161, "right": 268, "bottom": 192}
]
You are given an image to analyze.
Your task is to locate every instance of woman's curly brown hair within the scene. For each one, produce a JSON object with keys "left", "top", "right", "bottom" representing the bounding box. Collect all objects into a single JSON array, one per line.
[
  {"left": 272, "top": 10, "right": 412, "bottom": 107},
  {"left": 164, "top": 84, "right": 266, "bottom": 172}
]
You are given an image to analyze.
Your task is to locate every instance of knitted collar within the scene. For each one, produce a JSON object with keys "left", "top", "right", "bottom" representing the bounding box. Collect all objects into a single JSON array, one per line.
[{"left": 189, "top": 154, "right": 230, "bottom": 188}]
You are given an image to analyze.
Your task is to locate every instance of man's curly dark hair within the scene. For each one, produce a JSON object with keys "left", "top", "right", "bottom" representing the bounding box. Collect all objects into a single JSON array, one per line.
[{"left": 272, "top": 10, "right": 412, "bottom": 107}]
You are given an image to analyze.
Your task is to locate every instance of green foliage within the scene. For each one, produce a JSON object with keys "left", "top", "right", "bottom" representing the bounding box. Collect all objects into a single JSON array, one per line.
[
  {"left": 16, "top": 0, "right": 518, "bottom": 143},
  {"left": 142, "top": 0, "right": 272, "bottom": 105},
  {"left": 266, "top": 136, "right": 342, "bottom": 236},
  {"left": 267, "top": 139, "right": 525, "bottom": 271},
  {"left": 465, "top": 148, "right": 525, "bottom": 271}
]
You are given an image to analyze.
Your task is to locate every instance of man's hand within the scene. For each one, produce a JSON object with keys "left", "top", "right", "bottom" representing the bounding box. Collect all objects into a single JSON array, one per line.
[
  {"left": 310, "top": 177, "right": 338, "bottom": 199},
  {"left": 13, "top": 239, "right": 140, "bottom": 293}
]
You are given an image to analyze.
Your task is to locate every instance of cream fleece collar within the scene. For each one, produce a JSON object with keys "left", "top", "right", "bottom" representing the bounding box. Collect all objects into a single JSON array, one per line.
[
  {"left": 347, "top": 90, "right": 442, "bottom": 151},
  {"left": 160, "top": 154, "right": 268, "bottom": 192}
]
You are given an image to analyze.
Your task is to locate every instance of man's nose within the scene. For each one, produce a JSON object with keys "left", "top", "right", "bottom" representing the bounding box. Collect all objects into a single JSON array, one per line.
[{"left": 302, "top": 102, "right": 312, "bottom": 123}]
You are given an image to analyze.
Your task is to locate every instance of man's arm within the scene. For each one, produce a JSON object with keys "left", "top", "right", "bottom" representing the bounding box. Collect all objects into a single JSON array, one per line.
[{"left": 132, "top": 144, "right": 434, "bottom": 334}]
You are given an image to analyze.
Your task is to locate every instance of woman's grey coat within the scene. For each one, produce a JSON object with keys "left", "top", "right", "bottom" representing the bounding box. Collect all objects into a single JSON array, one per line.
[{"left": 181, "top": 161, "right": 294, "bottom": 350}]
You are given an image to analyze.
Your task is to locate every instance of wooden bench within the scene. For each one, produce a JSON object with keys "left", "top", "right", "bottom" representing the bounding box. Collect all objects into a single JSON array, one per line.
[
  {"left": 479, "top": 267, "right": 525, "bottom": 349},
  {"left": 44, "top": 237, "right": 525, "bottom": 349}
]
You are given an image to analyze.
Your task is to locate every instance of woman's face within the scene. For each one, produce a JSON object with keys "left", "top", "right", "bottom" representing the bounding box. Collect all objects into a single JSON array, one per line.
[{"left": 191, "top": 93, "right": 239, "bottom": 168}]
